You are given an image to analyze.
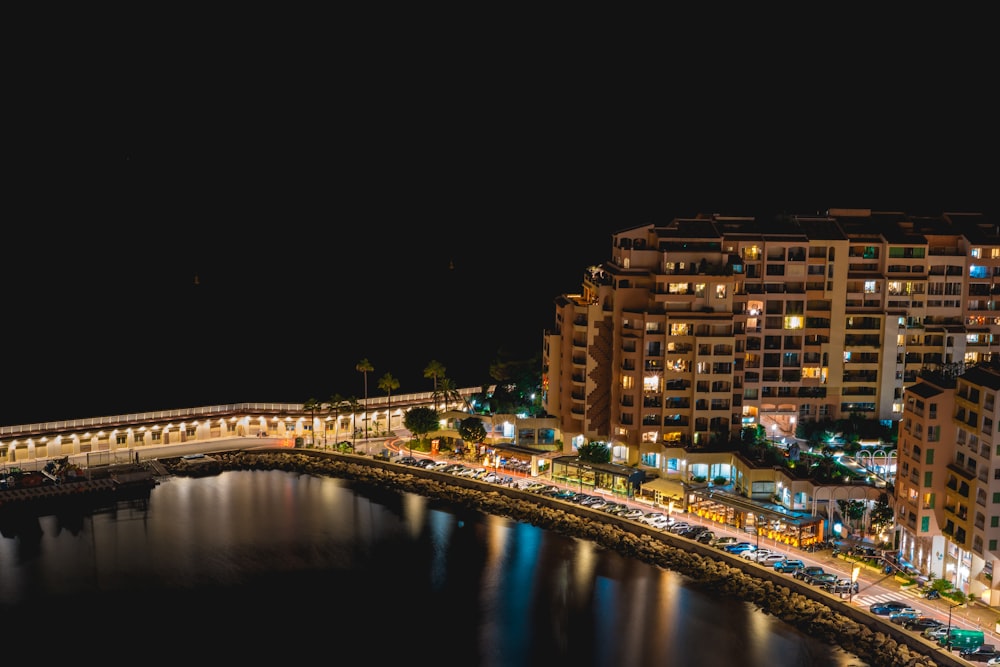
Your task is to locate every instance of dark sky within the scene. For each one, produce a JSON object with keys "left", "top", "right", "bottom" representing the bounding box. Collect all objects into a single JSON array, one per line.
[{"left": 4, "top": 44, "right": 997, "bottom": 426}]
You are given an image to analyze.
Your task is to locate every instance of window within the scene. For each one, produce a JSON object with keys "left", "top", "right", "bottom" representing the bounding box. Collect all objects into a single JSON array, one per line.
[
  {"left": 921, "top": 516, "right": 930, "bottom": 532},
  {"left": 924, "top": 471, "right": 933, "bottom": 487},
  {"left": 993, "top": 492, "right": 1000, "bottom": 504},
  {"left": 926, "top": 449, "right": 934, "bottom": 465},
  {"left": 670, "top": 323, "right": 690, "bottom": 336},
  {"left": 992, "top": 516, "right": 999, "bottom": 528},
  {"left": 715, "top": 284, "right": 727, "bottom": 299}
]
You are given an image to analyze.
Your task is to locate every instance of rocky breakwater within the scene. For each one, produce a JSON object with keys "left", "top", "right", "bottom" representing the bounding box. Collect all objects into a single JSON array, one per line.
[{"left": 167, "top": 449, "right": 951, "bottom": 667}]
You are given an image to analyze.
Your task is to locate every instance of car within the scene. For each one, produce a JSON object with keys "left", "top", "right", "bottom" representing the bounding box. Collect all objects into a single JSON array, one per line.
[
  {"left": 793, "top": 566, "right": 825, "bottom": 582},
  {"left": 821, "top": 578, "right": 859, "bottom": 595},
  {"left": 808, "top": 573, "right": 840, "bottom": 587},
  {"left": 621, "top": 509, "right": 645, "bottom": 520},
  {"left": 481, "top": 472, "right": 502, "bottom": 483},
  {"left": 587, "top": 498, "right": 610, "bottom": 510},
  {"left": 758, "top": 553, "right": 787, "bottom": 567},
  {"left": 774, "top": 559, "right": 805, "bottom": 574},
  {"left": 667, "top": 522, "right": 692, "bottom": 534},
  {"left": 887, "top": 609, "right": 922, "bottom": 625},
  {"left": 960, "top": 645, "right": 1000, "bottom": 662},
  {"left": 677, "top": 526, "right": 710, "bottom": 538},
  {"left": 695, "top": 531, "right": 716, "bottom": 544},
  {"left": 723, "top": 542, "right": 756, "bottom": 554},
  {"left": 414, "top": 458, "right": 437, "bottom": 468},
  {"left": 646, "top": 517, "right": 674, "bottom": 530},
  {"left": 903, "top": 617, "right": 943, "bottom": 632},
  {"left": 640, "top": 512, "right": 668, "bottom": 525},
  {"left": 396, "top": 456, "right": 419, "bottom": 466},
  {"left": 869, "top": 601, "right": 911, "bottom": 615},
  {"left": 552, "top": 489, "right": 578, "bottom": 500},
  {"left": 430, "top": 460, "right": 452, "bottom": 471},
  {"left": 711, "top": 536, "right": 739, "bottom": 549},
  {"left": 924, "top": 626, "right": 951, "bottom": 641},
  {"left": 741, "top": 547, "right": 767, "bottom": 560}
]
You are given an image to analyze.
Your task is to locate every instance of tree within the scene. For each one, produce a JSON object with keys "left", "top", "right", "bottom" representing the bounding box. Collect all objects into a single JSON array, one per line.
[
  {"left": 435, "top": 376, "right": 467, "bottom": 412},
  {"left": 577, "top": 440, "right": 611, "bottom": 464},
  {"left": 378, "top": 372, "right": 400, "bottom": 437},
  {"left": 344, "top": 395, "right": 362, "bottom": 451},
  {"left": 302, "top": 397, "right": 322, "bottom": 446},
  {"left": 326, "top": 393, "right": 346, "bottom": 448},
  {"left": 458, "top": 416, "right": 487, "bottom": 452},
  {"left": 404, "top": 406, "right": 439, "bottom": 456},
  {"left": 869, "top": 492, "right": 895, "bottom": 538},
  {"left": 424, "top": 360, "right": 446, "bottom": 410},
  {"left": 837, "top": 499, "right": 867, "bottom": 535},
  {"left": 356, "top": 358, "right": 374, "bottom": 441}
]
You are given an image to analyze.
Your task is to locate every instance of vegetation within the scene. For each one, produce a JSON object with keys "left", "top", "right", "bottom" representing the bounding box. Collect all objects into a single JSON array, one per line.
[
  {"left": 576, "top": 440, "right": 610, "bottom": 464},
  {"left": 356, "top": 358, "right": 374, "bottom": 440},
  {"left": 403, "top": 406, "right": 439, "bottom": 455},
  {"left": 458, "top": 416, "right": 487, "bottom": 450}
]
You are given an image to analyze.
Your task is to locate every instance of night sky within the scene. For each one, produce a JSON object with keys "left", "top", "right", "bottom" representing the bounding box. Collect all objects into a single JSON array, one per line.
[{"left": 5, "top": 42, "right": 997, "bottom": 426}]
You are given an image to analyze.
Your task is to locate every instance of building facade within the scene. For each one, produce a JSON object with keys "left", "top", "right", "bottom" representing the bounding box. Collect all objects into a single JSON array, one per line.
[{"left": 543, "top": 208, "right": 1000, "bottom": 604}]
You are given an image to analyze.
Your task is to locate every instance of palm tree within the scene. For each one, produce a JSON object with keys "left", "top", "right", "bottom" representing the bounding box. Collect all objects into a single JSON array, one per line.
[
  {"left": 378, "top": 372, "right": 400, "bottom": 436},
  {"left": 356, "top": 358, "right": 374, "bottom": 442},
  {"left": 302, "top": 397, "right": 322, "bottom": 447},
  {"left": 424, "top": 360, "right": 446, "bottom": 410},
  {"left": 344, "top": 395, "right": 362, "bottom": 452},
  {"left": 436, "top": 377, "right": 467, "bottom": 412},
  {"left": 326, "top": 393, "right": 345, "bottom": 449}
]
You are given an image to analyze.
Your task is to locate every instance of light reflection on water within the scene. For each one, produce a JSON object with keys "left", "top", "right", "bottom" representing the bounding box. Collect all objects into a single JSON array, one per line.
[{"left": 0, "top": 470, "right": 866, "bottom": 666}]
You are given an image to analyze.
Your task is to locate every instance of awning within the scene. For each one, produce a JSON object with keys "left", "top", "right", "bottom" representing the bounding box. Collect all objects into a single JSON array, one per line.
[{"left": 640, "top": 477, "right": 685, "bottom": 498}]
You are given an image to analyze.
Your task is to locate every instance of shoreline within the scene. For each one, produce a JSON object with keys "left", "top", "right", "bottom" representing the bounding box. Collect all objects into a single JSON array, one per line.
[{"left": 161, "top": 448, "right": 949, "bottom": 667}]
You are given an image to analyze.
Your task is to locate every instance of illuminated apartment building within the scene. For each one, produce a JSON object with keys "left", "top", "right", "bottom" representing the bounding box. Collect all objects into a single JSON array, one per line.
[
  {"left": 543, "top": 209, "right": 1000, "bottom": 468},
  {"left": 900, "top": 366, "right": 1000, "bottom": 605}
]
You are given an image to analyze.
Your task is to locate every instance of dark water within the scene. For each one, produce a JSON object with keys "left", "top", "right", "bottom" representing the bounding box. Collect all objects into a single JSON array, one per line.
[{"left": 0, "top": 471, "right": 865, "bottom": 666}]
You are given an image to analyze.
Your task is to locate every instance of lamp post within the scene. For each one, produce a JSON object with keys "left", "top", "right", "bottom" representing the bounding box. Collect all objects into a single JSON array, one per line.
[{"left": 945, "top": 600, "right": 965, "bottom": 651}]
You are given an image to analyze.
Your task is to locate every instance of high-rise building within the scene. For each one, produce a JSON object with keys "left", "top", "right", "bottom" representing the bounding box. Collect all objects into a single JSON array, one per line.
[{"left": 543, "top": 208, "right": 1000, "bottom": 602}]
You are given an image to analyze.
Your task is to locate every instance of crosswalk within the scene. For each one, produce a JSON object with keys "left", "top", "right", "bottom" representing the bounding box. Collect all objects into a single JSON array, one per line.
[{"left": 851, "top": 587, "right": 923, "bottom": 607}]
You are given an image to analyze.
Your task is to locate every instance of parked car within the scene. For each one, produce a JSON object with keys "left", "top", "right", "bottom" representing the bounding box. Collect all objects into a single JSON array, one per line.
[
  {"left": 677, "top": 526, "right": 710, "bottom": 538},
  {"left": 621, "top": 509, "right": 645, "bottom": 520},
  {"left": 646, "top": 516, "right": 673, "bottom": 530},
  {"left": 960, "top": 644, "right": 1000, "bottom": 662},
  {"left": 722, "top": 542, "right": 756, "bottom": 554},
  {"left": 821, "top": 578, "right": 859, "bottom": 595},
  {"left": 757, "top": 553, "right": 787, "bottom": 567},
  {"left": 924, "top": 626, "right": 951, "bottom": 641},
  {"left": 904, "top": 617, "right": 943, "bottom": 632},
  {"left": 741, "top": 548, "right": 768, "bottom": 560},
  {"left": 695, "top": 531, "right": 716, "bottom": 545},
  {"left": 869, "top": 601, "right": 911, "bottom": 615},
  {"left": 774, "top": 559, "right": 805, "bottom": 574},
  {"left": 667, "top": 522, "right": 692, "bottom": 534},
  {"left": 809, "top": 573, "right": 840, "bottom": 587},
  {"left": 888, "top": 609, "right": 922, "bottom": 625},
  {"left": 711, "top": 536, "right": 739, "bottom": 549},
  {"left": 793, "top": 566, "right": 825, "bottom": 582}
]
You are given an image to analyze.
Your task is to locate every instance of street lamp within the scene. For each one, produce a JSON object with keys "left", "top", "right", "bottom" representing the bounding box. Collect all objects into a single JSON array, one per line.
[{"left": 945, "top": 600, "right": 966, "bottom": 651}]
